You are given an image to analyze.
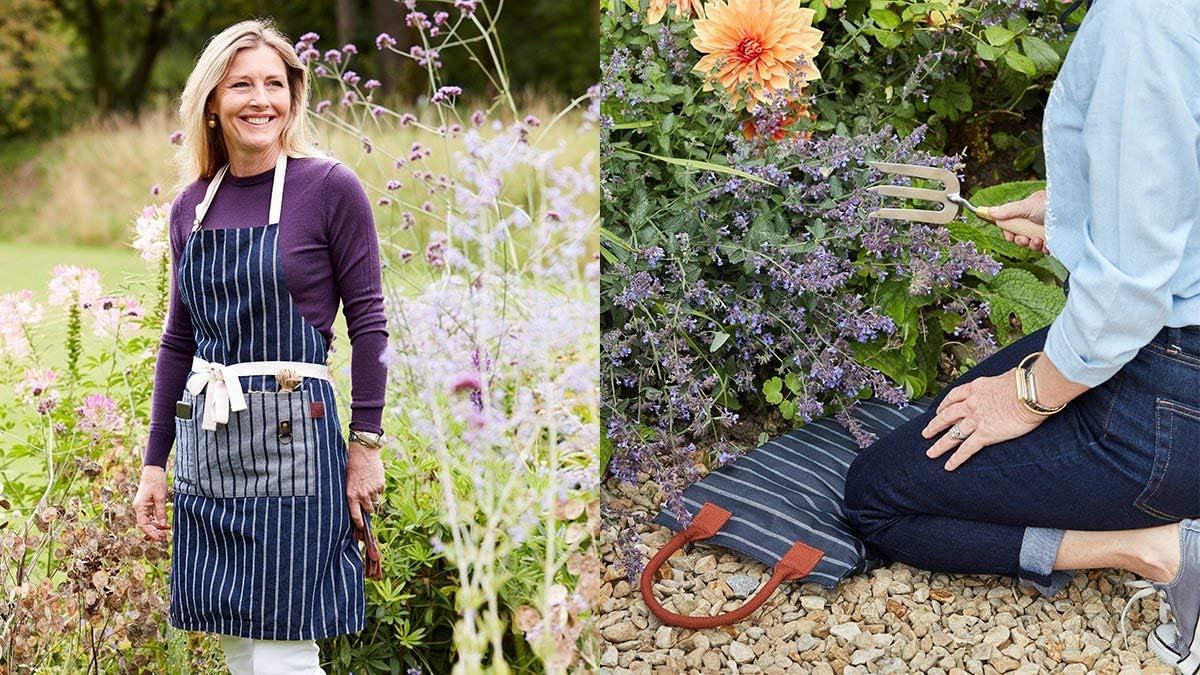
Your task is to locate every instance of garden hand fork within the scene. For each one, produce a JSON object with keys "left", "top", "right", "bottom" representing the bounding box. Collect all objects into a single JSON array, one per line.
[{"left": 865, "top": 161, "right": 1045, "bottom": 239}]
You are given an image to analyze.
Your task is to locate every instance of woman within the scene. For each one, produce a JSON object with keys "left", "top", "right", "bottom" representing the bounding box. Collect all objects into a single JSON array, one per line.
[
  {"left": 130, "top": 20, "right": 388, "bottom": 674},
  {"left": 844, "top": 1, "right": 1198, "bottom": 671}
]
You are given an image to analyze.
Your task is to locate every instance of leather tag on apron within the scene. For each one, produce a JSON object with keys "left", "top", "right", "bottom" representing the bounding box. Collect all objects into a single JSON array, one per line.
[
  {"left": 175, "top": 401, "right": 193, "bottom": 419},
  {"left": 309, "top": 401, "right": 325, "bottom": 419}
]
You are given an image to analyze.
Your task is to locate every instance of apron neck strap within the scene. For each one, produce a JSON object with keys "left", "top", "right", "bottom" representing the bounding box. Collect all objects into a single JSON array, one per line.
[
  {"left": 268, "top": 151, "right": 287, "bottom": 226},
  {"left": 192, "top": 152, "right": 288, "bottom": 232}
]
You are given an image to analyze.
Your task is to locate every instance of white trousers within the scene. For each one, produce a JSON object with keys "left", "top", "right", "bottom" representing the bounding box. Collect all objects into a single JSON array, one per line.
[{"left": 218, "top": 635, "right": 325, "bottom": 674}]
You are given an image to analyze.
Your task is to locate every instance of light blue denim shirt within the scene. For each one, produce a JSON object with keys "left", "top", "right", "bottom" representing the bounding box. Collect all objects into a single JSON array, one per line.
[{"left": 1042, "top": 0, "right": 1200, "bottom": 386}]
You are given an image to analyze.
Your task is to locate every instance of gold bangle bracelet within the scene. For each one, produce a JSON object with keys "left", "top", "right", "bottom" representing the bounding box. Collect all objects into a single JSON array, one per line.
[{"left": 1015, "top": 351, "right": 1067, "bottom": 415}]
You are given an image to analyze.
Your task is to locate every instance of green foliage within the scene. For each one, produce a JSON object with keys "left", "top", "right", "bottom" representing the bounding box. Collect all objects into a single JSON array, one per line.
[
  {"left": 601, "top": 0, "right": 1071, "bottom": 471},
  {"left": 803, "top": 0, "right": 1074, "bottom": 170},
  {"left": 0, "top": 0, "right": 87, "bottom": 138}
]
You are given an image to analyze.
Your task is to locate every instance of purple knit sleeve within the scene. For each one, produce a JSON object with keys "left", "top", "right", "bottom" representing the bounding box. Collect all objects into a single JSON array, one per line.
[
  {"left": 323, "top": 163, "right": 389, "bottom": 434},
  {"left": 144, "top": 193, "right": 199, "bottom": 467}
]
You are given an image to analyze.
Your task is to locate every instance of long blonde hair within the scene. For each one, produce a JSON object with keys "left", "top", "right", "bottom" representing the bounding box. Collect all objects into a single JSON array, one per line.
[{"left": 175, "top": 19, "right": 324, "bottom": 190}]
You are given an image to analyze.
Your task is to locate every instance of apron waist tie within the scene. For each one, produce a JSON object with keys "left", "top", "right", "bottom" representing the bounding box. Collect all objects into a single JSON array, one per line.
[{"left": 186, "top": 356, "right": 333, "bottom": 431}]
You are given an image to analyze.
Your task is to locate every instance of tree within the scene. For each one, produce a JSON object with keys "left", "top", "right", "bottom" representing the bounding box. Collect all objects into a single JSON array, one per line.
[{"left": 48, "top": 0, "right": 176, "bottom": 114}]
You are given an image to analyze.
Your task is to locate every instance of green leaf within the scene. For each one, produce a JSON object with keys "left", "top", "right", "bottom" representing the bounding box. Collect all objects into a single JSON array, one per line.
[
  {"left": 610, "top": 120, "right": 656, "bottom": 130},
  {"left": 763, "top": 377, "right": 783, "bottom": 404},
  {"left": 1004, "top": 51, "right": 1037, "bottom": 77},
  {"left": 1021, "top": 36, "right": 1061, "bottom": 73},
  {"left": 622, "top": 147, "right": 777, "bottom": 186},
  {"left": 624, "top": 0, "right": 639, "bottom": 11},
  {"left": 869, "top": 8, "right": 901, "bottom": 29},
  {"left": 784, "top": 372, "right": 802, "bottom": 394},
  {"left": 808, "top": 0, "right": 828, "bottom": 22},
  {"left": 871, "top": 29, "right": 903, "bottom": 49},
  {"left": 977, "top": 268, "right": 1066, "bottom": 335},
  {"left": 779, "top": 398, "right": 797, "bottom": 420},
  {"left": 710, "top": 331, "right": 730, "bottom": 352},
  {"left": 975, "top": 40, "right": 996, "bottom": 61},
  {"left": 984, "top": 24, "right": 1014, "bottom": 46}
]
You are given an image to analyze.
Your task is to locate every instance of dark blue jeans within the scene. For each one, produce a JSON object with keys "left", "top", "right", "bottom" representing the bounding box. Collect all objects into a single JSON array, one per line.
[{"left": 844, "top": 324, "right": 1200, "bottom": 595}]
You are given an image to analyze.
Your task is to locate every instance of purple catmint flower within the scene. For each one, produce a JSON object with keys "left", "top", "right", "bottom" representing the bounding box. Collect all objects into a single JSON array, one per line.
[
  {"left": 314, "top": 99, "right": 331, "bottom": 114},
  {"left": 342, "top": 71, "right": 361, "bottom": 85},
  {"left": 342, "top": 43, "right": 357, "bottom": 55},
  {"left": 470, "top": 110, "right": 486, "bottom": 127},
  {"left": 314, "top": 65, "right": 328, "bottom": 77},
  {"left": 168, "top": 130, "right": 184, "bottom": 145},
  {"left": 448, "top": 372, "right": 482, "bottom": 394},
  {"left": 409, "top": 46, "right": 441, "bottom": 68},
  {"left": 299, "top": 32, "right": 320, "bottom": 44},
  {"left": 386, "top": 180, "right": 402, "bottom": 190},
  {"left": 523, "top": 115, "right": 541, "bottom": 127},
  {"left": 375, "top": 32, "right": 397, "bottom": 50},
  {"left": 431, "top": 85, "right": 462, "bottom": 105},
  {"left": 433, "top": 10, "right": 450, "bottom": 25},
  {"left": 323, "top": 48, "right": 341, "bottom": 63},
  {"left": 398, "top": 113, "right": 417, "bottom": 127},
  {"left": 455, "top": 0, "right": 477, "bottom": 15},
  {"left": 341, "top": 91, "right": 357, "bottom": 107},
  {"left": 406, "top": 11, "right": 431, "bottom": 29},
  {"left": 364, "top": 79, "right": 381, "bottom": 90},
  {"left": 425, "top": 240, "right": 446, "bottom": 267}
]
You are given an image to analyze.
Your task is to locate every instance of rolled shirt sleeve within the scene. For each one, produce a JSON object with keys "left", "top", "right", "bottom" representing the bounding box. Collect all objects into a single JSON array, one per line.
[{"left": 1043, "top": 1, "right": 1200, "bottom": 386}]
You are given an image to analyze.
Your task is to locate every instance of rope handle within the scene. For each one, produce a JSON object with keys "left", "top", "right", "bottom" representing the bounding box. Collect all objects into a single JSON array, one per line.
[{"left": 640, "top": 502, "right": 824, "bottom": 629}]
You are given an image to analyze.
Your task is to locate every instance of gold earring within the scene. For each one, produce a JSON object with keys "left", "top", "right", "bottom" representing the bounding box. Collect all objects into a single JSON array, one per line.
[{"left": 207, "top": 114, "right": 217, "bottom": 129}]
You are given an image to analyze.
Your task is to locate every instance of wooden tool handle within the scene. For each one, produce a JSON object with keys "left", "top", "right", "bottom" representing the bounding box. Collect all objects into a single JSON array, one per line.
[{"left": 974, "top": 207, "right": 1046, "bottom": 241}]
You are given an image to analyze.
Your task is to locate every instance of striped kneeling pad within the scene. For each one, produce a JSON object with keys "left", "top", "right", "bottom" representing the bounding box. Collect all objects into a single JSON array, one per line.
[{"left": 644, "top": 397, "right": 932, "bottom": 629}]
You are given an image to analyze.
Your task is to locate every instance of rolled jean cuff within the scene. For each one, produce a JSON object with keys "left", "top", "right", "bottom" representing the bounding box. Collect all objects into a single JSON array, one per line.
[{"left": 1018, "top": 526, "right": 1072, "bottom": 596}]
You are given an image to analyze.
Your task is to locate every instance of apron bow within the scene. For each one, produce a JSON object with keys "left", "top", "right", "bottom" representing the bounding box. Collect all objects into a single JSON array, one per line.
[{"left": 186, "top": 361, "right": 249, "bottom": 431}]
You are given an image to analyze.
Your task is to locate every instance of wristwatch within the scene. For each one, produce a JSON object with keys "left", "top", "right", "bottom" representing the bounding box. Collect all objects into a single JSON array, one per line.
[
  {"left": 1015, "top": 352, "right": 1066, "bottom": 416},
  {"left": 348, "top": 429, "right": 384, "bottom": 449}
]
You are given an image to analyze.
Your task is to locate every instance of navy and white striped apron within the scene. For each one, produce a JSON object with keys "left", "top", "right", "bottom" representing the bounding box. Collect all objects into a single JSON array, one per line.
[{"left": 168, "top": 153, "right": 365, "bottom": 640}]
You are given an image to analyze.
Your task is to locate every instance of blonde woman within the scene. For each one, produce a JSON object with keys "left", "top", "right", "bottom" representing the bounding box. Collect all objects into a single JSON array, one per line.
[{"left": 130, "top": 19, "right": 387, "bottom": 674}]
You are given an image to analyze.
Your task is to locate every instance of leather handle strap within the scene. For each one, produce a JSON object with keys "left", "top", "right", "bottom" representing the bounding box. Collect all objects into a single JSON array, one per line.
[
  {"left": 355, "top": 516, "right": 383, "bottom": 580},
  {"left": 640, "top": 502, "right": 825, "bottom": 629}
]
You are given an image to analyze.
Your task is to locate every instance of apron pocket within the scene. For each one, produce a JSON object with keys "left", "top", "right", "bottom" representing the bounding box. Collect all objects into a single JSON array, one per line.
[
  {"left": 173, "top": 390, "right": 319, "bottom": 498},
  {"left": 1133, "top": 399, "right": 1200, "bottom": 521}
]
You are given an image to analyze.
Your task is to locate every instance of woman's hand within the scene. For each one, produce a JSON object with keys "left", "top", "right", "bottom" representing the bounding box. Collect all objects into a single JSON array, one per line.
[
  {"left": 988, "top": 189, "right": 1051, "bottom": 254},
  {"left": 345, "top": 440, "right": 385, "bottom": 530},
  {"left": 133, "top": 465, "right": 170, "bottom": 542},
  {"left": 920, "top": 372, "right": 1047, "bottom": 471}
]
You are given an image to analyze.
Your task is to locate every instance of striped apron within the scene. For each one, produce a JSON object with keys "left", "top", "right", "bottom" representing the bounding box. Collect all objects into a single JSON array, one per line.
[{"left": 168, "top": 153, "right": 365, "bottom": 640}]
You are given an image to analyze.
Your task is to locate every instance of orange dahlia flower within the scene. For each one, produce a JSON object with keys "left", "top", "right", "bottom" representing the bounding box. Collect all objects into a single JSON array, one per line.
[
  {"left": 691, "top": 0, "right": 823, "bottom": 110},
  {"left": 647, "top": 0, "right": 704, "bottom": 24}
]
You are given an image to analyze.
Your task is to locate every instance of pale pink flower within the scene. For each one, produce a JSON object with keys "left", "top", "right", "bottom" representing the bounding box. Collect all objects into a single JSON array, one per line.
[
  {"left": 15, "top": 368, "right": 57, "bottom": 403},
  {"left": 131, "top": 204, "right": 170, "bottom": 262},
  {"left": 76, "top": 394, "right": 125, "bottom": 439},
  {"left": 87, "top": 296, "right": 145, "bottom": 339},
  {"left": 0, "top": 290, "right": 44, "bottom": 358},
  {"left": 47, "top": 266, "right": 103, "bottom": 306}
]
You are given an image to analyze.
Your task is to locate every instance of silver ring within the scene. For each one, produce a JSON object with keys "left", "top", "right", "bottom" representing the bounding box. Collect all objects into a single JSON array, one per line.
[{"left": 949, "top": 424, "right": 967, "bottom": 440}]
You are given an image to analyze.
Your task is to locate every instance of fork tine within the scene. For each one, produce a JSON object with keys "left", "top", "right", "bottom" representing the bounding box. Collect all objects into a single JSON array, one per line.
[
  {"left": 868, "top": 206, "right": 957, "bottom": 225},
  {"left": 867, "top": 161, "right": 960, "bottom": 192},
  {"left": 867, "top": 184, "right": 949, "bottom": 203}
]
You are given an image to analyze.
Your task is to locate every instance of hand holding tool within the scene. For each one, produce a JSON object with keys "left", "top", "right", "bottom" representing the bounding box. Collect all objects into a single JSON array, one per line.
[{"left": 866, "top": 161, "right": 1046, "bottom": 240}]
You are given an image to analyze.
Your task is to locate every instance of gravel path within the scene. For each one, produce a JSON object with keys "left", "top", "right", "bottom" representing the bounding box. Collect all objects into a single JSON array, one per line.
[{"left": 601, "top": 478, "right": 1179, "bottom": 674}]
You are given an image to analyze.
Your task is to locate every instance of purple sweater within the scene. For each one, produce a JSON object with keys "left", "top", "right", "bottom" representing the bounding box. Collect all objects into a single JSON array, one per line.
[{"left": 144, "top": 156, "right": 388, "bottom": 468}]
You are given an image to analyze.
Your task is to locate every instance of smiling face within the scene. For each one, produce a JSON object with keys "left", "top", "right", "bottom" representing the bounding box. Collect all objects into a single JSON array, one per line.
[{"left": 209, "top": 44, "right": 291, "bottom": 165}]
